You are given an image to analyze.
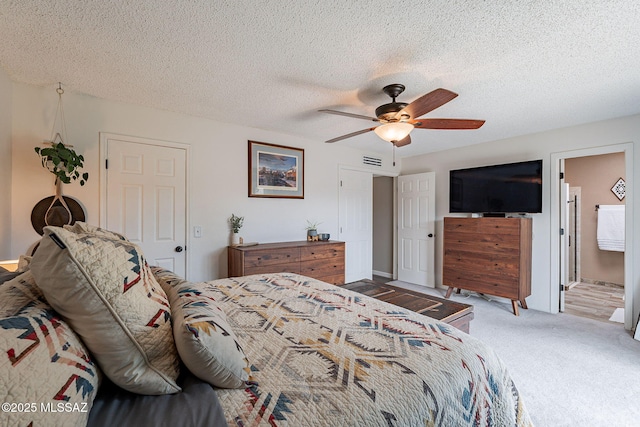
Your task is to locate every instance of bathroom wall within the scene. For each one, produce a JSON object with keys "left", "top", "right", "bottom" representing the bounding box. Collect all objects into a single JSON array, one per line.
[{"left": 564, "top": 152, "right": 625, "bottom": 285}]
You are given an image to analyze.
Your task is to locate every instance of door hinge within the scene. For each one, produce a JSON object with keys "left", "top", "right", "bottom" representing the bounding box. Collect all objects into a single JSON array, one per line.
[
  {"left": 105, "top": 159, "right": 109, "bottom": 169},
  {"left": 559, "top": 172, "right": 564, "bottom": 179},
  {"left": 560, "top": 284, "right": 565, "bottom": 291},
  {"left": 340, "top": 180, "right": 343, "bottom": 187},
  {"left": 560, "top": 228, "right": 565, "bottom": 236}
]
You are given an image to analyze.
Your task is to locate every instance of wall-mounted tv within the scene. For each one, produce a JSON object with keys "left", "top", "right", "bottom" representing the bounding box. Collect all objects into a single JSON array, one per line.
[{"left": 449, "top": 159, "right": 543, "bottom": 214}]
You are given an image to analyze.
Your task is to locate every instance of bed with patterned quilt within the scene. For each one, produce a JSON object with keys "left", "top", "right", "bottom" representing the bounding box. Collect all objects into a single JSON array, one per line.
[
  {"left": 1, "top": 224, "right": 532, "bottom": 427},
  {"left": 157, "top": 270, "right": 532, "bottom": 427}
]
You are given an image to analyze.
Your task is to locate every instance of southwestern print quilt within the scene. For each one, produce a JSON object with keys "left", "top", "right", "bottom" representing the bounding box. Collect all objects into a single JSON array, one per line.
[{"left": 192, "top": 272, "right": 532, "bottom": 426}]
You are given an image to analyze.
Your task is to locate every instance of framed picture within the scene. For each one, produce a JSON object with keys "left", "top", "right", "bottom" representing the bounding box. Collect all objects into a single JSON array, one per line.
[{"left": 248, "top": 141, "right": 304, "bottom": 198}]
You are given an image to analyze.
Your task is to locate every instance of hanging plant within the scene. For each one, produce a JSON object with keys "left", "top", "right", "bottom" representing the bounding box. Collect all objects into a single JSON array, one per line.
[
  {"left": 29, "top": 83, "right": 88, "bottom": 235},
  {"left": 35, "top": 140, "right": 89, "bottom": 186}
]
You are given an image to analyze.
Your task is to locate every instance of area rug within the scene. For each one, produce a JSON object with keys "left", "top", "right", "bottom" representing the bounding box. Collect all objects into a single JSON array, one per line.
[{"left": 340, "top": 279, "right": 473, "bottom": 325}]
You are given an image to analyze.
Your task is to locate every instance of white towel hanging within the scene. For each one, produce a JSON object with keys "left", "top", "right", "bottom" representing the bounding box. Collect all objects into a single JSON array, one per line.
[{"left": 596, "top": 205, "right": 625, "bottom": 252}]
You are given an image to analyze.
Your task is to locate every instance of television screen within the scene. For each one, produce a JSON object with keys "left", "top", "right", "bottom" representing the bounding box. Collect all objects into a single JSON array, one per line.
[{"left": 449, "top": 160, "right": 542, "bottom": 214}]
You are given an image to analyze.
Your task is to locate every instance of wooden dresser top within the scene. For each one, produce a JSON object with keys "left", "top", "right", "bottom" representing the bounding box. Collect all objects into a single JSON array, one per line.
[{"left": 229, "top": 240, "right": 343, "bottom": 252}]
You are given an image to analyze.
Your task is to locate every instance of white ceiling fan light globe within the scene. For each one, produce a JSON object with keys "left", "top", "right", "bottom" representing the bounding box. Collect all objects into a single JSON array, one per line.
[{"left": 373, "top": 122, "right": 414, "bottom": 142}]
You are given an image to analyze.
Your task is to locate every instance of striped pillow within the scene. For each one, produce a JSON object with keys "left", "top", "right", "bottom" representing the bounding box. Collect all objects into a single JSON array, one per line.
[{"left": 0, "top": 271, "right": 100, "bottom": 427}]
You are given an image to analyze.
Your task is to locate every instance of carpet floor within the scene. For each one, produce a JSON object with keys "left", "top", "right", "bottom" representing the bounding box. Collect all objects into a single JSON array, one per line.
[{"left": 385, "top": 280, "right": 640, "bottom": 427}]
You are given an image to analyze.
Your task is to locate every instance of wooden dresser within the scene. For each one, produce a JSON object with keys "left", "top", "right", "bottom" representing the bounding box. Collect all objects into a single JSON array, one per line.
[
  {"left": 442, "top": 217, "right": 532, "bottom": 315},
  {"left": 227, "top": 241, "right": 345, "bottom": 285}
]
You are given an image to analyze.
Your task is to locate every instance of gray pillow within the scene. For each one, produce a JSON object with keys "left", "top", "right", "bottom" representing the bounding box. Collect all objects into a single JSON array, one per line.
[{"left": 0, "top": 267, "right": 21, "bottom": 285}]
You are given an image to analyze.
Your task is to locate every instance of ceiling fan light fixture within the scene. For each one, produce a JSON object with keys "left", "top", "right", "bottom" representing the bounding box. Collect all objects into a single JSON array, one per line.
[{"left": 373, "top": 122, "right": 414, "bottom": 143}]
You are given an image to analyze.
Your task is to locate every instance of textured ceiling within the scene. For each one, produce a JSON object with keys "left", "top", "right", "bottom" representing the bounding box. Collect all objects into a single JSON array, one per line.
[{"left": 1, "top": 1, "right": 640, "bottom": 157}]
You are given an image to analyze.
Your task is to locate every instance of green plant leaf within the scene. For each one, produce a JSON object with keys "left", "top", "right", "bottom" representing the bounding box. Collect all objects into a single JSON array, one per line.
[{"left": 35, "top": 142, "right": 89, "bottom": 185}]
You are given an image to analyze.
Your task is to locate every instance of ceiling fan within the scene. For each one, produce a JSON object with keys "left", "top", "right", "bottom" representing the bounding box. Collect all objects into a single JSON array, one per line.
[{"left": 319, "top": 84, "right": 485, "bottom": 147}]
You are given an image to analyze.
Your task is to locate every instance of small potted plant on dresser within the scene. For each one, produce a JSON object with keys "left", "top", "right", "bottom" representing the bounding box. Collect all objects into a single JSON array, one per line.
[
  {"left": 306, "top": 220, "right": 321, "bottom": 241},
  {"left": 229, "top": 214, "right": 244, "bottom": 246}
]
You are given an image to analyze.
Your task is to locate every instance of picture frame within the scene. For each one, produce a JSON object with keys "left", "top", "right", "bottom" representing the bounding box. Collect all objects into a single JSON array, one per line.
[
  {"left": 611, "top": 177, "right": 625, "bottom": 201},
  {"left": 248, "top": 140, "right": 304, "bottom": 198}
]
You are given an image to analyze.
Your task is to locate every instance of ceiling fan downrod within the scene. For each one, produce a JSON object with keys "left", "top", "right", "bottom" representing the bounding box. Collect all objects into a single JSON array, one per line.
[{"left": 375, "top": 84, "right": 409, "bottom": 121}]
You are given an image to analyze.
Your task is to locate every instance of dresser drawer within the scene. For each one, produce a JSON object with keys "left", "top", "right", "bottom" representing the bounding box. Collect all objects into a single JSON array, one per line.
[
  {"left": 244, "top": 263, "right": 301, "bottom": 275},
  {"left": 300, "top": 258, "right": 344, "bottom": 277},
  {"left": 244, "top": 248, "right": 300, "bottom": 268},
  {"left": 300, "top": 244, "right": 345, "bottom": 261}
]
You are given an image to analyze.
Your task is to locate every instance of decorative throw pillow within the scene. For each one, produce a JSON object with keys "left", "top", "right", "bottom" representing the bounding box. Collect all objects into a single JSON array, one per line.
[
  {"left": 152, "top": 267, "right": 250, "bottom": 388},
  {"left": 0, "top": 272, "right": 101, "bottom": 427},
  {"left": 30, "top": 226, "right": 181, "bottom": 395},
  {"left": 64, "top": 221, "right": 128, "bottom": 241},
  {"left": 0, "top": 271, "right": 46, "bottom": 317}
]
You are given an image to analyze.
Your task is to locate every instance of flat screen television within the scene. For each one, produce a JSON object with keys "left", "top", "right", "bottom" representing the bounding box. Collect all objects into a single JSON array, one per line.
[{"left": 449, "top": 159, "right": 542, "bottom": 214}]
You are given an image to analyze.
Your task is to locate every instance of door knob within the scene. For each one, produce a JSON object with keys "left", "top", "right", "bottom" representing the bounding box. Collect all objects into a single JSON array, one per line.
[
  {"left": 428, "top": 233, "right": 434, "bottom": 238},
  {"left": 175, "top": 246, "right": 184, "bottom": 252}
]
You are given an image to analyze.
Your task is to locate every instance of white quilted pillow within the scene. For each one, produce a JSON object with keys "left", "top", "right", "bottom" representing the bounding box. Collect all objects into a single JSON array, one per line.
[
  {"left": 153, "top": 267, "right": 251, "bottom": 388},
  {"left": 30, "top": 226, "right": 181, "bottom": 395},
  {"left": 64, "top": 221, "right": 128, "bottom": 241},
  {"left": 0, "top": 271, "right": 101, "bottom": 427}
]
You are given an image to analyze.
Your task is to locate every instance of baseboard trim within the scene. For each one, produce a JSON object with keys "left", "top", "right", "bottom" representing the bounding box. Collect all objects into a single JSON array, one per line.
[{"left": 372, "top": 270, "right": 393, "bottom": 279}]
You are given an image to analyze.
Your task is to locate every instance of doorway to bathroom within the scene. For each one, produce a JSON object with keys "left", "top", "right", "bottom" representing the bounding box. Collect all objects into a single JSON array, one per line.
[{"left": 561, "top": 152, "right": 626, "bottom": 324}]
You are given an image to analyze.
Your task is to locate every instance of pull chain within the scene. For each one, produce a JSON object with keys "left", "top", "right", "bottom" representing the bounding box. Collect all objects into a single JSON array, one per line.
[{"left": 392, "top": 143, "right": 396, "bottom": 167}]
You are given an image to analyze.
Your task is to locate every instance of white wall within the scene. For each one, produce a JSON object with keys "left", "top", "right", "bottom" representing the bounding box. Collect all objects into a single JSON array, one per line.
[
  {"left": 0, "top": 69, "right": 12, "bottom": 259},
  {"left": 9, "top": 82, "right": 398, "bottom": 281},
  {"left": 401, "top": 114, "right": 640, "bottom": 320}
]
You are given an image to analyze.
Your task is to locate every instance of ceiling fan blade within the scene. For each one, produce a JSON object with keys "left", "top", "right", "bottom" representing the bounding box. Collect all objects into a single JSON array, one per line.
[
  {"left": 319, "top": 109, "right": 379, "bottom": 122},
  {"left": 397, "top": 88, "right": 458, "bottom": 120},
  {"left": 394, "top": 134, "right": 412, "bottom": 147},
  {"left": 412, "top": 118, "right": 485, "bottom": 130},
  {"left": 325, "top": 127, "right": 376, "bottom": 143}
]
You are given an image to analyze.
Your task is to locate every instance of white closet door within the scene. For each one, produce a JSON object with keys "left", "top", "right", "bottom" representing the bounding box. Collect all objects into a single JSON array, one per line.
[{"left": 102, "top": 134, "right": 188, "bottom": 278}]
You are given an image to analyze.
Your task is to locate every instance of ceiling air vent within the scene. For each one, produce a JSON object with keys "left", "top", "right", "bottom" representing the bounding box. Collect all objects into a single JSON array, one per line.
[{"left": 362, "top": 156, "right": 382, "bottom": 167}]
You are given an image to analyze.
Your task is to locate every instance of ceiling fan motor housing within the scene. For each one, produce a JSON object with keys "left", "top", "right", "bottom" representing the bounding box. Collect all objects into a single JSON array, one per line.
[
  {"left": 376, "top": 84, "right": 409, "bottom": 121},
  {"left": 375, "top": 102, "right": 408, "bottom": 121}
]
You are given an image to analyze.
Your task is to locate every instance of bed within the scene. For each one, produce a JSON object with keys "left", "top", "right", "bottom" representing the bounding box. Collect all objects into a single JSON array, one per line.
[
  {"left": 2, "top": 224, "right": 532, "bottom": 427},
  {"left": 156, "top": 269, "right": 532, "bottom": 426}
]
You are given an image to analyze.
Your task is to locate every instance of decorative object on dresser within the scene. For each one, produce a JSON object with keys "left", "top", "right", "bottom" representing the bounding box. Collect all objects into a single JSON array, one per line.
[
  {"left": 228, "top": 240, "right": 345, "bottom": 285},
  {"left": 443, "top": 217, "right": 532, "bottom": 316},
  {"left": 248, "top": 140, "right": 304, "bottom": 199},
  {"left": 228, "top": 213, "right": 244, "bottom": 246},
  {"left": 305, "top": 219, "right": 321, "bottom": 241}
]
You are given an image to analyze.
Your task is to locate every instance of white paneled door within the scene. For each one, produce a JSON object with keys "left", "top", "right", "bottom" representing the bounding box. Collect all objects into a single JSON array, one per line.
[
  {"left": 397, "top": 172, "right": 435, "bottom": 287},
  {"left": 101, "top": 134, "right": 188, "bottom": 278},
  {"left": 339, "top": 168, "right": 373, "bottom": 283}
]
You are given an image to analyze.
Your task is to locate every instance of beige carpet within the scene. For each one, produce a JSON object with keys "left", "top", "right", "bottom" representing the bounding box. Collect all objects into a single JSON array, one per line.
[{"left": 387, "top": 280, "right": 640, "bottom": 427}]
